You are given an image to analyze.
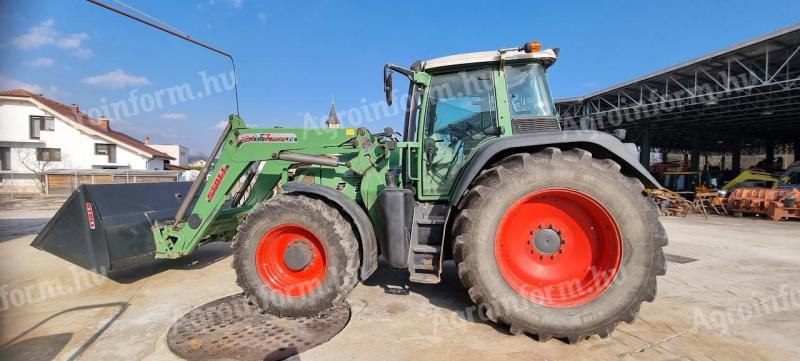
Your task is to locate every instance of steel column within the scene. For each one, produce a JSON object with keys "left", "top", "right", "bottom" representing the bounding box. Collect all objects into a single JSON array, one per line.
[
  {"left": 795, "top": 139, "right": 800, "bottom": 163},
  {"left": 732, "top": 135, "right": 742, "bottom": 174},
  {"left": 639, "top": 119, "right": 651, "bottom": 167},
  {"left": 690, "top": 132, "right": 701, "bottom": 171},
  {"left": 765, "top": 137, "right": 775, "bottom": 166}
]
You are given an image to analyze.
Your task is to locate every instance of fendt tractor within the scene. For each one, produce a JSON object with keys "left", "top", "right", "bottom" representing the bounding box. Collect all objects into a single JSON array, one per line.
[{"left": 34, "top": 41, "right": 668, "bottom": 343}]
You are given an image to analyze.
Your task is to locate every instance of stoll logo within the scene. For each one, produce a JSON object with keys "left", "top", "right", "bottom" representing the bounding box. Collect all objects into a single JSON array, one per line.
[
  {"left": 206, "top": 165, "right": 230, "bottom": 202},
  {"left": 85, "top": 202, "right": 96, "bottom": 230}
]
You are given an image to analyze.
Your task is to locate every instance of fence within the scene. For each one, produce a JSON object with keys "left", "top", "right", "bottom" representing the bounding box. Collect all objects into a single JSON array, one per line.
[
  {"left": 41, "top": 170, "right": 183, "bottom": 194},
  {"left": 0, "top": 172, "right": 42, "bottom": 196}
]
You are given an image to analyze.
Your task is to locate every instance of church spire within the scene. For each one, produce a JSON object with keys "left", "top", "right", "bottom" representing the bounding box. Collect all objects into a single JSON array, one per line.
[{"left": 325, "top": 102, "right": 341, "bottom": 128}]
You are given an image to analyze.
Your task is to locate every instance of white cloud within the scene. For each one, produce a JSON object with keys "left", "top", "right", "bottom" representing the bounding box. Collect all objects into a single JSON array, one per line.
[
  {"left": 82, "top": 69, "right": 151, "bottom": 89},
  {"left": 214, "top": 121, "right": 227, "bottom": 129},
  {"left": 56, "top": 32, "right": 89, "bottom": 49},
  {"left": 11, "top": 19, "right": 57, "bottom": 49},
  {"left": 24, "top": 57, "right": 55, "bottom": 67},
  {"left": 10, "top": 18, "right": 92, "bottom": 58},
  {"left": 0, "top": 75, "right": 43, "bottom": 93},
  {"left": 72, "top": 48, "right": 93, "bottom": 59},
  {"left": 208, "top": 0, "right": 243, "bottom": 8},
  {"left": 257, "top": 11, "right": 267, "bottom": 24},
  {"left": 161, "top": 112, "right": 188, "bottom": 120}
]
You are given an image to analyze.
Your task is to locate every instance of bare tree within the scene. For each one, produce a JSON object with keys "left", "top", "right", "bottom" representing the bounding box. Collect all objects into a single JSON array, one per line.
[{"left": 16, "top": 149, "right": 55, "bottom": 194}]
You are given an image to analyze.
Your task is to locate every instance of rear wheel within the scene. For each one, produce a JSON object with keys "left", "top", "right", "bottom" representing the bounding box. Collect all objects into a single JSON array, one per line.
[
  {"left": 453, "top": 148, "right": 667, "bottom": 343},
  {"left": 232, "top": 194, "right": 360, "bottom": 316}
]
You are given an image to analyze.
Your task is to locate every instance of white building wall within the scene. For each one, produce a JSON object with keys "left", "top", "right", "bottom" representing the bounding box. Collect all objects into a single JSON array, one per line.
[
  {"left": 148, "top": 144, "right": 188, "bottom": 166},
  {"left": 146, "top": 158, "right": 165, "bottom": 171},
  {"left": 0, "top": 99, "right": 153, "bottom": 172},
  {"left": 0, "top": 100, "right": 48, "bottom": 142}
]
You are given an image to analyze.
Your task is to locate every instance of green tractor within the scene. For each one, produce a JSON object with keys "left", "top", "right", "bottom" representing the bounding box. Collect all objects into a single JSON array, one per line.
[{"left": 34, "top": 42, "right": 667, "bottom": 343}]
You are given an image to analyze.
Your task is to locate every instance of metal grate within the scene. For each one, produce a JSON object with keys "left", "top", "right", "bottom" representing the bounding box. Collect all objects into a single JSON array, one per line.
[
  {"left": 511, "top": 117, "right": 561, "bottom": 134},
  {"left": 167, "top": 293, "right": 350, "bottom": 361}
]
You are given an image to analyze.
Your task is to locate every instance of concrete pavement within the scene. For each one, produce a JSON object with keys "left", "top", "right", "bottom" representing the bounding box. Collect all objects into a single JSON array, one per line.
[{"left": 0, "top": 195, "right": 798, "bottom": 360}]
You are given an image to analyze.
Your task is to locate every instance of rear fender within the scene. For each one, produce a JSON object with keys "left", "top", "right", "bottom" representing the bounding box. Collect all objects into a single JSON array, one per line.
[
  {"left": 450, "top": 130, "right": 661, "bottom": 205},
  {"left": 281, "top": 182, "right": 378, "bottom": 280}
]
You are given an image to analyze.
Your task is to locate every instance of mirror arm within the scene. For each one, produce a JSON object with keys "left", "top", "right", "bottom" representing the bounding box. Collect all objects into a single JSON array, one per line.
[{"left": 386, "top": 64, "right": 415, "bottom": 79}]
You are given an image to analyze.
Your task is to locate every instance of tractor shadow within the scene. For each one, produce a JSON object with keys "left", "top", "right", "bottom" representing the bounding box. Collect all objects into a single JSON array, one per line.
[
  {"left": 0, "top": 302, "right": 127, "bottom": 361},
  {"left": 107, "top": 242, "right": 232, "bottom": 284},
  {"left": 363, "top": 260, "right": 513, "bottom": 336}
]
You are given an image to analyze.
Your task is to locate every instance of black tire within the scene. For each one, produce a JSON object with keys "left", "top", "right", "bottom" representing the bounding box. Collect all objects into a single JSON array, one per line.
[
  {"left": 232, "top": 193, "right": 360, "bottom": 317},
  {"left": 452, "top": 147, "right": 668, "bottom": 343}
]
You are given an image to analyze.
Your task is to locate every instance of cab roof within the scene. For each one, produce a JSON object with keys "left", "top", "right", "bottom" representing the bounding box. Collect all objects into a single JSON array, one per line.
[{"left": 421, "top": 48, "right": 558, "bottom": 71}]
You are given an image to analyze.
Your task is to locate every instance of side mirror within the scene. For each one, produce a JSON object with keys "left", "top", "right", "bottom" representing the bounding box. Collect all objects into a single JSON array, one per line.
[{"left": 383, "top": 64, "right": 393, "bottom": 106}]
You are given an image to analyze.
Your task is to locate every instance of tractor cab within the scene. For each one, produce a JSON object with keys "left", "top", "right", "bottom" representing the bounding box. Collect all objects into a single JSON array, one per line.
[{"left": 384, "top": 42, "right": 561, "bottom": 199}]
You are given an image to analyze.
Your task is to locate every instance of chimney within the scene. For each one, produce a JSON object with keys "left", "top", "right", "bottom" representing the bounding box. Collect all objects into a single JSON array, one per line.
[
  {"left": 70, "top": 104, "right": 80, "bottom": 113},
  {"left": 143, "top": 136, "right": 151, "bottom": 145},
  {"left": 96, "top": 117, "right": 110, "bottom": 131}
]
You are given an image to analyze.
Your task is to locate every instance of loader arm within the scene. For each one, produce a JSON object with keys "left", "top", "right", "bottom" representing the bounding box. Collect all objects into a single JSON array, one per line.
[{"left": 152, "top": 115, "right": 388, "bottom": 259}]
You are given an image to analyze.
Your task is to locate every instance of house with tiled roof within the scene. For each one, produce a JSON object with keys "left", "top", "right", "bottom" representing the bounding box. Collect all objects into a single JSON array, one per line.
[{"left": 0, "top": 89, "right": 175, "bottom": 191}]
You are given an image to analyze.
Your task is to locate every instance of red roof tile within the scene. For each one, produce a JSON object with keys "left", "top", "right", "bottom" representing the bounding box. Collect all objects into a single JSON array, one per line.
[{"left": 0, "top": 88, "right": 173, "bottom": 159}]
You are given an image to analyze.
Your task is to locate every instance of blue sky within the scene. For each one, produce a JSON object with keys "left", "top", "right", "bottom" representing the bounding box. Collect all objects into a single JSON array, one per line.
[{"left": 1, "top": 0, "right": 799, "bottom": 154}]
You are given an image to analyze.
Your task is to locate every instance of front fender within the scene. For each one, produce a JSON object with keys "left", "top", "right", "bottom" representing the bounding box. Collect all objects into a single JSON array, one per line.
[
  {"left": 450, "top": 130, "right": 661, "bottom": 205},
  {"left": 282, "top": 182, "right": 379, "bottom": 280}
]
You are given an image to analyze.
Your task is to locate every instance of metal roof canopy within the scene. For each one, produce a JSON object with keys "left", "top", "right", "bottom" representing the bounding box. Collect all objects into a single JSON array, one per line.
[{"left": 555, "top": 23, "right": 800, "bottom": 153}]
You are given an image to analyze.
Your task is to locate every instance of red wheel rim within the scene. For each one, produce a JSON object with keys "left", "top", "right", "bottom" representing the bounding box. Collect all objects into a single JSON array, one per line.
[
  {"left": 495, "top": 188, "right": 622, "bottom": 307},
  {"left": 255, "top": 224, "right": 327, "bottom": 297}
]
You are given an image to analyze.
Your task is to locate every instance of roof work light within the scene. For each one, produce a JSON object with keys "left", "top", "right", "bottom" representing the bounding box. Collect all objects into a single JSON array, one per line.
[{"left": 522, "top": 41, "right": 542, "bottom": 53}]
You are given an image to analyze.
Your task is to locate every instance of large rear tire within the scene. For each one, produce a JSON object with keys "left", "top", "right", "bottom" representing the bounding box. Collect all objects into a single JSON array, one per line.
[
  {"left": 453, "top": 148, "right": 667, "bottom": 343},
  {"left": 232, "top": 194, "right": 360, "bottom": 317}
]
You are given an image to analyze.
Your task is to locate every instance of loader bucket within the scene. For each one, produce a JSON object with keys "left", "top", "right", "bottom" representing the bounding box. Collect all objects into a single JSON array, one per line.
[{"left": 31, "top": 182, "right": 193, "bottom": 273}]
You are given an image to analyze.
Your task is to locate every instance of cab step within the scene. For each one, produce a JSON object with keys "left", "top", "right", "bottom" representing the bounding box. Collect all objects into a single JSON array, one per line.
[{"left": 407, "top": 204, "right": 448, "bottom": 284}]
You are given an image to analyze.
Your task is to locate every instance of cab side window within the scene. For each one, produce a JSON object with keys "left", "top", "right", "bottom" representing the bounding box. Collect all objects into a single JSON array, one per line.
[{"left": 423, "top": 68, "right": 496, "bottom": 194}]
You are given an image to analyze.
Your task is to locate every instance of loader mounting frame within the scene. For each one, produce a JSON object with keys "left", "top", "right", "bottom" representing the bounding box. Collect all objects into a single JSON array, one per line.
[{"left": 151, "top": 115, "right": 390, "bottom": 262}]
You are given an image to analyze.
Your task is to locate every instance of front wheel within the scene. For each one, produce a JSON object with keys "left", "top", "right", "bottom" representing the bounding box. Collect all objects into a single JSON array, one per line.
[
  {"left": 453, "top": 148, "right": 667, "bottom": 343},
  {"left": 232, "top": 194, "right": 360, "bottom": 317}
]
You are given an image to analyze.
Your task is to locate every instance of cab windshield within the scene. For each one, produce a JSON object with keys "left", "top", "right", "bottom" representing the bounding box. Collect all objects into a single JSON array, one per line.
[{"left": 505, "top": 63, "right": 556, "bottom": 118}]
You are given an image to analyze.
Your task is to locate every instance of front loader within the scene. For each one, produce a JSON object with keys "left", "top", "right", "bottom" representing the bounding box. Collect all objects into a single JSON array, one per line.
[{"left": 33, "top": 42, "right": 668, "bottom": 342}]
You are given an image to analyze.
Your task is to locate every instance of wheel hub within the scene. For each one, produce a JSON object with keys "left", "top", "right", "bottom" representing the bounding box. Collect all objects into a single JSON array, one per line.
[
  {"left": 255, "top": 224, "right": 327, "bottom": 297},
  {"left": 532, "top": 227, "right": 562, "bottom": 255},
  {"left": 284, "top": 240, "right": 314, "bottom": 271},
  {"left": 495, "top": 188, "right": 623, "bottom": 308}
]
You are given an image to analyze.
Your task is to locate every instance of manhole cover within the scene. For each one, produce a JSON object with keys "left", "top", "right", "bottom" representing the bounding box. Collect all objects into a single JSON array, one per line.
[{"left": 167, "top": 293, "right": 350, "bottom": 361}]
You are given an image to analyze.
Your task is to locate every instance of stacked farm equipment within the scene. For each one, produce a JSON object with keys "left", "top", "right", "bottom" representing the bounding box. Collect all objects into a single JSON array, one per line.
[
  {"left": 645, "top": 189, "right": 694, "bottom": 217},
  {"left": 727, "top": 187, "right": 800, "bottom": 221}
]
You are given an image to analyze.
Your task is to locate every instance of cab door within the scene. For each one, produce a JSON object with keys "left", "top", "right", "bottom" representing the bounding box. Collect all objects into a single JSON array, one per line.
[{"left": 418, "top": 67, "right": 498, "bottom": 198}]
